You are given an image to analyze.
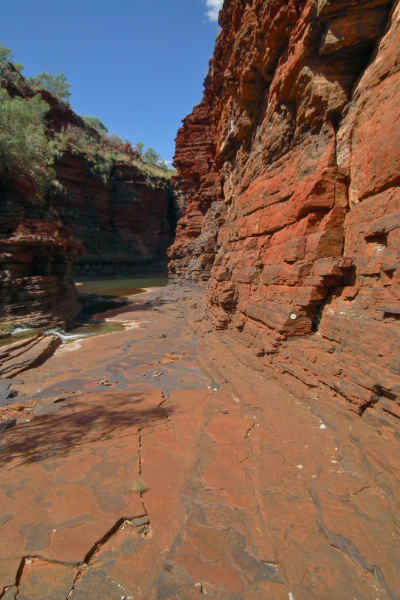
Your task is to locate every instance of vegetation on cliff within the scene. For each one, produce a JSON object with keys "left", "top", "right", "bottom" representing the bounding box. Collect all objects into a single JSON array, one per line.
[
  {"left": 26, "top": 72, "right": 71, "bottom": 102},
  {"left": 134, "top": 141, "right": 175, "bottom": 173},
  {"left": 0, "top": 50, "right": 176, "bottom": 200},
  {"left": 82, "top": 116, "right": 108, "bottom": 133},
  {"left": 0, "top": 88, "right": 56, "bottom": 201},
  {"left": 53, "top": 124, "right": 176, "bottom": 183},
  {"left": 0, "top": 40, "right": 24, "bottom": 74},
  {"left": 143, "top": 146, "right": 169, "bottom": 170},
  {"left": 0, "top": 41, "right": 175, "bottom": 187},
  {"left": 53, "top": 126, "right": 124, "bottom": 184}
]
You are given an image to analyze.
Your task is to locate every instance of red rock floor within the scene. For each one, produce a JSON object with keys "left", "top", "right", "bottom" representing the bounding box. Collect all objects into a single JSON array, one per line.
[{"left": 0, "top": 286, "right": 399, "bottom": 599}]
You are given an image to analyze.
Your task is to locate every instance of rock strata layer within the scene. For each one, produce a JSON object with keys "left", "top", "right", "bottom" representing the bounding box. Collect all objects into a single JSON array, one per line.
[
  {"left": 0, "top": 334, "right": 60, "bottom": 378},
  {"left": 169, "top": 0, "right": 400, "bottom": 414},
  {"left": 50, "top": 152, "right": 177, "bottom": 278},
  {"left": 0, "top": 221, "right": 83, "bottom": 327}
]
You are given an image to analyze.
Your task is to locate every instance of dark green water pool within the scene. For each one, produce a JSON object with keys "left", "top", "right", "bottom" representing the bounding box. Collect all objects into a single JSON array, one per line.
[{"left": 76, "top": 277, "right": 169, "bottom": 297}]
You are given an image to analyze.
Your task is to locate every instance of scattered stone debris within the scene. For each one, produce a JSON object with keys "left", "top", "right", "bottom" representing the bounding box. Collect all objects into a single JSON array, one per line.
[
  {"left": 0, "top": 398, "right": 37, "bottom": 424},
  {"left": 99, "top": 379, "right": 112, "bottom": 386}
]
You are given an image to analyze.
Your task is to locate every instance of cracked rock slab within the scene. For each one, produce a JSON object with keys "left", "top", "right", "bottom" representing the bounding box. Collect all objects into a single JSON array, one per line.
[
  {"left": 18, "top": 559, "right": 77, "bottom": 600},
  {"left": 0, "top": 389, "right": 164, "bottom": 586},
  {"left": 0, "top": 287, "right": 399, "bottom": 600}
]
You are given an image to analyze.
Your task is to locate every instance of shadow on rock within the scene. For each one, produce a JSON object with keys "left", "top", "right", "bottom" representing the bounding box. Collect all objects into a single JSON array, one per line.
[{"left": 0, "top": 390, "right": 168, "bottom": 469}]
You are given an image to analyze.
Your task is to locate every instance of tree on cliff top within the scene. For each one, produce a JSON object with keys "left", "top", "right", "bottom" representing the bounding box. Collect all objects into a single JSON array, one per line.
[
  {"left": 0, "top": 42, "right": 12, "bottom": 64},
  {"left": 143, "top": 147, "right": 168, "bottom": 170},
  {"left": 0, "top": 88, "right": 56, "bottom": 201},
  {"left": 27, "top": 72, "right": 71, "bottom": 102},
  {"left": 107, "top": 133, "right": 124, "bottom": 147},
  {"left": 0, "top": 41, "right": 25, "bottom": 73},
  {"left": 134, "top": 141, "right": 144, "bottom": 156},
  {"left": 82, "top": 115, "right": 109, "bottom": 133}
]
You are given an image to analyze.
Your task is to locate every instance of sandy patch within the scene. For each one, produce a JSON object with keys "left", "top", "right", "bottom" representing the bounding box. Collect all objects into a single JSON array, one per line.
[{"left": 55, "top": 341, "right": 82, "bottom": 355}]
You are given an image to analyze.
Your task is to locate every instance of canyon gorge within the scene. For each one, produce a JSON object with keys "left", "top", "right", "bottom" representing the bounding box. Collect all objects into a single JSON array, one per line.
[
  {"left": 1, "top": 74, "right": 181, "bottom": 326},
  {"left": 0, "top": 1, "right": 400, "bottom": 599}
]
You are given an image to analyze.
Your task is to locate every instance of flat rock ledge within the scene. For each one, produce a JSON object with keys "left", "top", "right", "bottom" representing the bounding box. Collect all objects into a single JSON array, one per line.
[
  {"left": 0, "top": 335, "right": 60, "bottom": 379},
  {"left": 0, "top": 284, "right": 399, "bottom": 600}
]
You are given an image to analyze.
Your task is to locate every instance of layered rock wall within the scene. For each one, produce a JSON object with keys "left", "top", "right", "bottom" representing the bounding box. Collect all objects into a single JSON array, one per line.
[
  {"left": 0, "top": 221, "right": 83, "bottom": 327},
  {"left": 169, "top": 0, "right": 400, "bottom": 414},
  {"left": 50, "top": 154, "right": 176, "bottom": 278}
]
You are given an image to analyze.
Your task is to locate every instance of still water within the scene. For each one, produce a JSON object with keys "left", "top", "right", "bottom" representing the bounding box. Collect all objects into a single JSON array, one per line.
[{"left": 76, "top": 277, "right": 169, "bottom": 297}]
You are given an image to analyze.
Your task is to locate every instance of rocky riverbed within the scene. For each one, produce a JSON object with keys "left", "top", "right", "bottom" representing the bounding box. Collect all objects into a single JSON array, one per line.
[{"left": 0, "top": 284, "right": 399, "bottom": 599}]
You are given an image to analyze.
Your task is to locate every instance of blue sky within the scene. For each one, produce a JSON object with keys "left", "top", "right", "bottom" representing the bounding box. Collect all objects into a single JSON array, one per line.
[{"left": 1, "top": 0, "right": 222, "bottom": 163}]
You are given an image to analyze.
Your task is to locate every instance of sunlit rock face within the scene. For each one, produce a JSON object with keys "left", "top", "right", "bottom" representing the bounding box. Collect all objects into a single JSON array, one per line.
[{"left": 169, "top": 0, "right": 400, "bottom": 413}]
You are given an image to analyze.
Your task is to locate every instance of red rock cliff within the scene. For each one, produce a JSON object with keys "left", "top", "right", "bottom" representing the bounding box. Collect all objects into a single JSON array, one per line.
[
  {"left": 0, "top": 221, "right": 84, "bottom": 327},
  {"left": 169, "top": 0, "right": 400, "bottom": 415},
  {"left": 49, "top": 152, "right": 177, "bottom": 279}
]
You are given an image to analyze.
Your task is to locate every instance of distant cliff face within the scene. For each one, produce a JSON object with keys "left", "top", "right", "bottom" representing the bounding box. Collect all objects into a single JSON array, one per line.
[
  {"left": 0, "top": 77, "right": 182, "bottom": 327},
  {"left": 169, "top": 0, "right": 400, "bottom": 414},
  {"left": 49, "top": 152, "right": 178, "bottom": 279}
]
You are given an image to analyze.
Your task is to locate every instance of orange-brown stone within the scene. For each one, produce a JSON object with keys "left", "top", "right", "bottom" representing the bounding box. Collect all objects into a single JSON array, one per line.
[{"left": 169, "top": 0, "right": 400, "bottom": 414}]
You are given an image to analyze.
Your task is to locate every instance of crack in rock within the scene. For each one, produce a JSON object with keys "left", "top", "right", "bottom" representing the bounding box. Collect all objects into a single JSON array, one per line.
[{"left": 310, "top": 489, "right": 400, "bottom": 600}]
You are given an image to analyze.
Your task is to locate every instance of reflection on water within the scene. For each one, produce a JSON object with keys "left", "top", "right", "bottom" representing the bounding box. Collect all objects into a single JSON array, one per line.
[{"left": 76, "top": 277, "right": 169, "bottom": 297}]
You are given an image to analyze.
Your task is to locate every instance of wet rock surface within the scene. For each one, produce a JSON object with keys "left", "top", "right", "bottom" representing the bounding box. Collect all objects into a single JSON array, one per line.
[{"left": 0, "top": 286, "right": 399, "bottom": 600}]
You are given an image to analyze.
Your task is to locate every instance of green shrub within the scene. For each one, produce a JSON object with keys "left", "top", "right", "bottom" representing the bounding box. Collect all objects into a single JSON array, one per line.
[
  {"left": 0, "top": 41, "right": 14, "bottom": 70},
  {"left": 132, "top": 159, "right": 171, "bottom": 181},
  {"left": 27, "top": 72, "right": 71, "bottom": 102},
  {"left": 0, "top": 88, "right": 56, "bottom": 201},
  {"left": 0, "top": 41, "right": 25, "bottom": 84},
  {"left": 134, "top": 141, "right": 144, "bottom": 156},
  {"left": 82, "top": 115, "right": 108, "bottom": 133},
  {"left": 143, "top": 147, "right": 169, "bottom": 170},
  {"left": 54, "top": 125, "right": 114, "bottom": 183},
  {"left": 114, "top": 153, "right": 131, "bottom": 163},
  {"left": 144, "top": 147, "right": 160, "bottom": 166},
  {"left": 107, "top": 133, "right": 123, "bottom": 147}
]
